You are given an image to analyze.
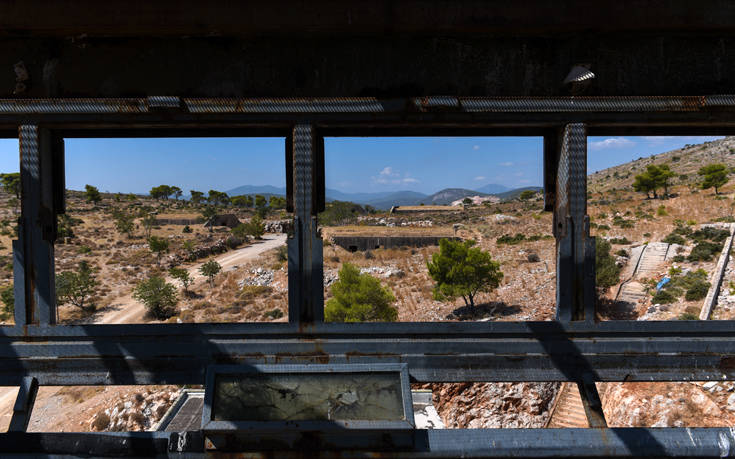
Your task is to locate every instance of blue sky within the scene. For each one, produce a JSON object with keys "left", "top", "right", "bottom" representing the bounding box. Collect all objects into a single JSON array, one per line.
[{"left": 0, "top": 135, "right": 725, "bottom": 194}]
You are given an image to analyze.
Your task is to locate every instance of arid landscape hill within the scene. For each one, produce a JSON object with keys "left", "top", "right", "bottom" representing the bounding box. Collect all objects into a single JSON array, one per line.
[{"left": 589, "top": 136, "right": 735, "bottom": 192}]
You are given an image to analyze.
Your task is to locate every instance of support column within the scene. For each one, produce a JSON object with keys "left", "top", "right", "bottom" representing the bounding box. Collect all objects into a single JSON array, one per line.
[
  {"left": 554, "top": 123, "right": 595, "bottom": 322},
  {"left": 16, "top": 126, "right": 62, "bottom": 326},
  {"left": 287, "top": 124, "right": 324, "bottom": 323},
  {"left": 8, "top": 376, "right": 38, "bottom": 432}
]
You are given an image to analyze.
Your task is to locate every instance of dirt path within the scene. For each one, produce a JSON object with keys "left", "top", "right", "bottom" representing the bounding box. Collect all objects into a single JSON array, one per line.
[{"left": 95, "top": 234, "right": 287, "bottom": 324}]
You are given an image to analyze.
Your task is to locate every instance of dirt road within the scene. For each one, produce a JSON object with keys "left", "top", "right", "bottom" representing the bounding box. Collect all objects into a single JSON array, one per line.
[{"left": 96, "top": 234, "right": 287, "bottom": 324}]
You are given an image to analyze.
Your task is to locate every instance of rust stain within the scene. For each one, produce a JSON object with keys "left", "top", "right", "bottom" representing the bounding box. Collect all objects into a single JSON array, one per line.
[
  {"left": 719, "top": 356, "right": 735, "bottom": 370},
  {"left": 273, "top": 351, "right": 329, "bottom": 364},
  {"left": 681, "top": 95, "right": 706, "bottom": 110}
]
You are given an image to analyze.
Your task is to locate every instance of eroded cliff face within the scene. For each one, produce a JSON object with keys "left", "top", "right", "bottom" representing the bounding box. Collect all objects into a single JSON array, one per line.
[
  {"left": 601, "top": 382, "right": 735, "bottom": 427},
  {"left": 420, "top": 382, "right": 560, "bottom": 428}
]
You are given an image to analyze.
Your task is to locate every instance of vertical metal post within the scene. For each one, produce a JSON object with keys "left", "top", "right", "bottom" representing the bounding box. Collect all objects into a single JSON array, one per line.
[
  {"left": 288, "top": 124, "right": 324, "bottom": 323},
  {"left": 8, "top": 376, "right": 38, "bottom": 432},
  {"left": 554, "top": 123, "right": 594, "bottom": 322},
  {"left": 17, "top": 126, "right": 59, "bottom": 326},
  {"left": 577, "top": 379, "right": 608, "bottom": 428}
]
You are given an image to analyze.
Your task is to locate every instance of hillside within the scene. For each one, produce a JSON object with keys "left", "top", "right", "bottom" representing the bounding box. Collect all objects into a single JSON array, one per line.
[{"left": 589, "top": 136, "right": 735, "bottom": 192}]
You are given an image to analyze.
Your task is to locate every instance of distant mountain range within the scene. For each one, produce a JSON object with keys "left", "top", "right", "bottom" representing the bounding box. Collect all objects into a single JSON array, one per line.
[{"left": 225, "top": 183, "right": 541, "bottom": 209}]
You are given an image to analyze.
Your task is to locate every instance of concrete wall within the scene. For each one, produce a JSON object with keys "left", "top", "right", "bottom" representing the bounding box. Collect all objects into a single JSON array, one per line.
[{"left": 332, "top": 235, "right": 457, "bottom": 252}]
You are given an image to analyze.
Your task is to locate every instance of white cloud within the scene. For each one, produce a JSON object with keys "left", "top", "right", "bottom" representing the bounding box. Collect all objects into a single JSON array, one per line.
[
  {"left": 473, "top": 145, "right": 480, "bottom": 150},
  {"left": 474, "top": 176, "right": 486, "bottom": 181},
  {"left": 589, "top": 137, "right": 634, "bottom": 150},
  {"left": 402, "top": 177, "right": 419, "bottom": 183},
  {"left": 379, "top": 166, "right": 395, "bottom": 176},
  {"left": 514, "top": 171, "right": 524, "bottom": 177},
  {"left": 499, "top": 161, "right": 514, "bottom": 167}
]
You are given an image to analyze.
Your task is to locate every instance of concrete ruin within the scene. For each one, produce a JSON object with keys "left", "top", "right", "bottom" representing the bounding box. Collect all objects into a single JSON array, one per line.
[{"left": 331, "top": 235, "right": 458, "bottom": 252}]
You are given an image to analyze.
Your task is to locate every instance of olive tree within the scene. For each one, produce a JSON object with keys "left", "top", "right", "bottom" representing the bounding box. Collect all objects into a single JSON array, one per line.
[{"left": 199, "top": 260, "right": 222, "bottom": 288}]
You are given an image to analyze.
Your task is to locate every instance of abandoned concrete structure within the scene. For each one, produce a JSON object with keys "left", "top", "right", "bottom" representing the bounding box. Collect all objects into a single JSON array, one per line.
[
  {"left": 332, "top": 235, "right": 458, "bottom": 252},
  {"left": 3, "top": 1, "right": 735, "bottom": 457},
  {"left": 204, "top": 214, "right": 241, "bottom": 229}
]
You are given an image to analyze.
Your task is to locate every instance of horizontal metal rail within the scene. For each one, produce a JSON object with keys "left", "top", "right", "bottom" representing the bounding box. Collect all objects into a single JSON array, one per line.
[{"left": 0, "top": 428, "right": 734, "bottom": 457}]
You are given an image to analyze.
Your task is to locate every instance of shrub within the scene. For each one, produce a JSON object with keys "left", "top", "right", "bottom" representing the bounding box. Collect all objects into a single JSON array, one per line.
[
  {"left": 678, "top": 312, "right": 699, "bottom": 320},
  {"left": 132, "top": 276, "right": 178, "bottom": 319},
  {"left": 691, "top": 226, "right": 730, "bottom": 243},
  {"left": 615, "top": 249, "right": 628, "bottom": 257},
  {"left": 673, "top": 255, "right": 685, "bottom": 262},
  {"left": 596, "top": 239, "right": 621, "bottom": 289},
  {"left": 91, "top": 412, "right": 110, "bottom": 431},
  {"left": 182, "top": 225, "right": 193, "bottom": 233},
  {"left": 663, "top": 233, "right": 686, "bottom": 245},
  {"left": 0, "top": 284, "right": 13, "bottom": 317},
  {"left": 364, "top": 250, "right": 374, "bottom": 260},
  {"left": 687, "top": 241, "right": 723, "bottom": 262},
  {"left": 652, "top": 290, "right": 676, "bottom": 304},
  {"left": 685, "top": 281, "right": 709, "bottom": 301},
  {"left": 596, "top": 224, "right": 611, "bottom": 231},
  {"left": 657, "top": 205, "right": 668, "bottom": 216},
  {"left": 497, "top": 233, "right": 526, "bottom": 245},
  {"left": 325, "top": 263, "right": 397, "bottom": 322},
  {"left": 168, "top": 267, "right": 192, "bottom": 293},
  {"left": 275, "top": 245, "right": 288, "bottom": 263},
  {"left": 263, "top": 308, "right": 284, "bottom": 319},
  {"left": 239, "top": 285, "right": 272, "bottom": 301},
  {"left": 78, "top": 246, "right": 92, "bottom": 254},
  {"left": 609, "top": 237, "right": 631, "bottom": 245},
  {"left": 527, "top": 253, "right": 540, "bottom": 263}
]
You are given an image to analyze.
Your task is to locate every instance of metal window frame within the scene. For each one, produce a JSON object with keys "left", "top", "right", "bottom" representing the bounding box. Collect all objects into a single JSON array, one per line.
[
  {"left": 201, "top": 363, "right": 414, "bottom": 432},
  {"left": 1, "top": 95, "right": 735, "bottom": 456}
]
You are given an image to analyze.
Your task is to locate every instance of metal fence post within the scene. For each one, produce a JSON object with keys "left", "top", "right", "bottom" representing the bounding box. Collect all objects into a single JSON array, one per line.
[
  {"left": 554, "top": 123, "right": 594, "bottom": 322},
  {"left": 288, "top": 124, "right": 324, "bottom": 323}
]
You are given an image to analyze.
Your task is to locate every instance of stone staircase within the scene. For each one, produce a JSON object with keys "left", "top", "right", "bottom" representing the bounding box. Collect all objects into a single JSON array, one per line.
[
  {"left": 615, "top": 242, "right": 670, "bottom": 306},
  {"left": 546, "top": 382, "right": 589, "bottom": 428}
]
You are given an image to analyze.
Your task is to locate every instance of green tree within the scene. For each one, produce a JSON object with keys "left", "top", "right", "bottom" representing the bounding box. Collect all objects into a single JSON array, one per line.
[
  {"left": 112, "top": 209, "right": 135, "bottom": 238},
  {"left": 170, "top": 186, "right": 182, "bottom": 200},
  {"left": 426, "top": 239, "right": 503, "bottom": 308},
  {"left": 254, "top": 194, "right": 267, "bottom": 209},
  {"left": 632, "top": 164, "right": 676, "bottom": 199},
  {"left": 56, "top": 261, "right": 98, "bottom": 310},
  {"left": 133, "top": 276, "right": 177, "bottom": 319},
  {"left": 84, "top": 184, "right": 102, "bottom": 204},
  {"left": 150, "top": 184, "right": 173, "bottom": 200},
  {"left": 199, "top": 260, "right": 222, "bottom": 287},
  {"left": 183, "top": 240, "right": 196, "bottom": 259},
  {"left": 269, "top": 195, "right": 287, "bottom": 209},
  {"left": 231, "top": 223, "right": 250, "bottom": 241},
  {"left": 519, "top": 189, "right": 537, "bottom": 201},
  {"left": 189, "top": 190, "right": 204, "bottom": 205},
  {"left": 699, "top": 163, "right": 729, "bottom": 195},
  {"left": 148, "top": 236, "right": 170, "bottom": 265},
  {"left": 207, "top": 190, "right": 229, "bottom": 206},
  {"left": 230, "top": 195, "right": 251, "bottom": 208},
  {"left": 0, "top": 172, "right": 20, "bottom": 199},
  {"left": 245, "top": 215, "right": 265, "bottom": 239},
  {"left": 168, "top": 267, "right": 192, "bottom": 294},
  {"left": 325, "top": 263, "right": 397, "bottom": 322}
]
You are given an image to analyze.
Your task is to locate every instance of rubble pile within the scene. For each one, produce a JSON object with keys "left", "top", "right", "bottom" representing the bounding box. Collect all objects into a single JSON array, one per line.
[
  {"left": 239, "top": 267, "right": 275, "bottom": 287},
  {"left": 89, "top": 388, "right": 180, "bottom": 432},
  {"left": 424, "top": 382, "right": 559, "bottom": 428},
  {"left": 601, "top": 382, "right": 735, "bottom": 427}
]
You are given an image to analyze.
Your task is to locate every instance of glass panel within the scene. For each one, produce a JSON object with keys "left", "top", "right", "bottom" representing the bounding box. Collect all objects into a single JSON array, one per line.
[
  {"left": 213, "top": 372, "right": 405, "bottom": 422},
  {"left": 323, "top": 137, "right": 553, "bottom": 322}
]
